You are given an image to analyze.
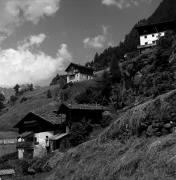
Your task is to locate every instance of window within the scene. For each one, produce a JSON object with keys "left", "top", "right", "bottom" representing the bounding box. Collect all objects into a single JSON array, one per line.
[
  {"left": 152, "top": 34, "right": 155, "bottom": 37},
  {"left": 144, "top": 35, "right": 147, "bottom": 38},
  {"left": 69, "top": 74, "right": 75, "bottom": 80},
  {"left": 145, "top": 42, "right": 148, "bottom": 45},
  {"left": 152, "top": 41, "right": 156, "bottom": 44}
]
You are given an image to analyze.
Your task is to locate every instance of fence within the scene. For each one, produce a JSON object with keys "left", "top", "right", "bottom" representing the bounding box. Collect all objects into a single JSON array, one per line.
[
  {"left": 0, "top": 139, "right": 17, "bottom": 145},
  {"left": 0, "top": 139, "right": 17, "bottom": 157}
]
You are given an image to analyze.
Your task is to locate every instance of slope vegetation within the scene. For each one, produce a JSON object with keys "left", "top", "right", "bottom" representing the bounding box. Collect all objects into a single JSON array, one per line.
[
  {"left": 0, "top": 85, "right": 60, "bottom": 131},
  {"left": 53, "top": 89, "right": 176, "bottom": 180}
]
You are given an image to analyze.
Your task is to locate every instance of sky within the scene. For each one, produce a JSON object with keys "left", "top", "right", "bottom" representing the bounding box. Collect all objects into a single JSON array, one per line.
[{"left": 0, "top": 0, "right": 163, "bottom": 87}]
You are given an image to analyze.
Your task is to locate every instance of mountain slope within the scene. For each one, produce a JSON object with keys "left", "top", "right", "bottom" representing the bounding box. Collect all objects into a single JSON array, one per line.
[
  {"left": 89, "top": 0, "right": 176, "bottom": 71},
  {"left": 52, "top": 89, "right": 176, "bottom": 180},
  {"left": 148, "top": 0, "right": 176, "bottom": 23},
  {"left": 0, "top": 85, "right": 60, "bottom": 131}
]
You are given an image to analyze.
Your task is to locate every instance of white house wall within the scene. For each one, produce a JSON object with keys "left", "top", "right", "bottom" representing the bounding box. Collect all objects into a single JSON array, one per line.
[
  {"left": 33, "top": 131, "right": 54, "bottom": 157},
  {"left": 67, "top": 73, "right": 93, "bottom": 83},
  {"left": 34, "top": 131, "right": 54, "bottom": 148},
  {"left": 140, "top": 32, "right": 165, "bottom": 46}
]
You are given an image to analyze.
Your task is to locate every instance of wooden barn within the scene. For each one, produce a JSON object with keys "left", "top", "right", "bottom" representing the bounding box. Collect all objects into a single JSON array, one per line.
[{"left": 57, "top": 103, "right": 106, "bottom": 127}]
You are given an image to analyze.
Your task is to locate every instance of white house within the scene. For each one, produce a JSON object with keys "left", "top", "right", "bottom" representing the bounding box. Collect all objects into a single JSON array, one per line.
[
  {"left": 136, "top": 20, "right": 175, "bottom": 54},
  {"left": 65, "top": 63, "right": 94, "bottom": 83},
  {"left": 13, "top": 105, "right": 69, "bottom": 159}
]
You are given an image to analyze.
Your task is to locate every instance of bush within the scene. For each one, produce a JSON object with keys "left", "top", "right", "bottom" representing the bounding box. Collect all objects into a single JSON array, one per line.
[
  {"left": 20, "top": 96, "right": 28, "bottom": 103},
  {"left": 47, "top": 90, "right": 52, "bottom": 98},
  {"left": 10, "top": 95, "right": 18, "bottom": 105},
  {"left": 69, "top": 119, "right": 92, "bottom": 147},
  {"left": 101, "top": 111, "right": 113, "bottom": 128}
]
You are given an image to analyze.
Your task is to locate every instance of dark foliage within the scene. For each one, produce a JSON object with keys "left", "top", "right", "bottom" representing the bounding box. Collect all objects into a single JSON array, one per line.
[
  {"left": 76, "top": 72, "right": 112, "bottom": 105},
  {"left": 10, "top": 95, "right": 18, "bottom": 105},
  {"left": 50, "top": 74, "right": 67, "bottom": 87},
  {"left": 69, "top": 119, "right": 92, "bottom": 146},
  {"left": 0, "top": 92, "right": 5, "bottom": 110},
  {"left": 13, "top": 84, "right": 20, "bottom": 95},
  {"left": 47, "top": 89, "right": 52, "bottom": 98},
  {"left": 20, "top": 96, "right": 28, "bottom": 103}
]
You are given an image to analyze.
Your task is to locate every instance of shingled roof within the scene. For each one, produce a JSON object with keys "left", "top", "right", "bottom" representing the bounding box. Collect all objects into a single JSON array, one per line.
[
  {"left": 14, "top": 103, "right": 66, "bottom": 128},
  {"left": 65, "top": 63, "right": 94, "bottom": 74},
  {"left": 59, "top": 102, "right": 107, "bottom": 111}
]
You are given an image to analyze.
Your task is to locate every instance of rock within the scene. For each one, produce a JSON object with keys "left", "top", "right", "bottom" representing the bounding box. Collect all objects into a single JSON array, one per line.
[
  {"left": 146, "top": 125, "right": 154, "bottom": 136},
  {"left": 155, "top": 131, "right": 162, "bottom": 137},
  {"left": 161, "top": 128, "right": 170, "bottom": 135},
  {"left": 163, "top": 123, "right": 172, "bottom": 129},
  {"left": 152, "top": 122, "right": 163, "bottom": 128}
]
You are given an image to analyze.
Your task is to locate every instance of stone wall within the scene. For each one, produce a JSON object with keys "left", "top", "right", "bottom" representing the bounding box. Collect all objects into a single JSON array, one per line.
[{"left": 99, "top": 89, "right": 176, "bottom": 143}]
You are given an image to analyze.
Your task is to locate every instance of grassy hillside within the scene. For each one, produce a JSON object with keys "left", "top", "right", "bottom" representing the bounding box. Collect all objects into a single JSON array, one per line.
[
  {"left": 0, "top": 79, "right": 98, "bottom": 131},
  {"left": 51, "top": 89, "right": 176, "bottom": 180},
  {"left": 0, "top": 85, "right": 60, "bottom": 131}
]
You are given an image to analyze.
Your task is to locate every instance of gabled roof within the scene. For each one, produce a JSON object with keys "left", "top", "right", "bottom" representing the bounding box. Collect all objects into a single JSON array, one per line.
[
  {"left": 14, "top": 103, "right": 66, "bottom": 128},
  {"left": 58, "top": 102, "right": 107, "bottom": 112},
  {"left": 65, "top": 63, "right": 94, "bottom": 74},
  {"left": 135, "top": 20, "right": 176, "bottom": 35}
]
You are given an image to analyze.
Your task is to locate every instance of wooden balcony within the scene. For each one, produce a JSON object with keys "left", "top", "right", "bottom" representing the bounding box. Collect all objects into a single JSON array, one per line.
[{"left": 137, "top": 43, "right": 156, "bottom": 49}]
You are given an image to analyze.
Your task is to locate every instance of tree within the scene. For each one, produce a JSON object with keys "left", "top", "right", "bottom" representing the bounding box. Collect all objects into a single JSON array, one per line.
[
  {"left": 110, "top": 55, "right": 121, "bottom": 83},
  {"left": 28, "top": 84, "right": 34, "bottom": 91},
  {"left": 10, "top": 95, "right": 18, "bottom": 105},
  {"left": 0, "top": 93, "right": 5, "bottom": 110},
  {"left": 13, "top": 84, "right": 20, "bottom": 95},
  {"left": 47, "top": 90, "right": 52, "bottom": 98}
]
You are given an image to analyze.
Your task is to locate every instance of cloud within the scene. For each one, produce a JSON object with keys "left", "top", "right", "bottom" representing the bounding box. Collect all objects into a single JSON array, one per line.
[
  {"left": 0, "top": 34, "right": 72, "bottom": 87},
  {"left": 83, "top": 26, "right": 108, "bottom": 49},
  {"left": 0, "top": 0, "right": 61, "bottom": 42},
  {"left": 19, "top": 33, "right": 47, "bottom": 50},
  {"left": 102, "top": 0, "right": 152, "bottom": 9}
]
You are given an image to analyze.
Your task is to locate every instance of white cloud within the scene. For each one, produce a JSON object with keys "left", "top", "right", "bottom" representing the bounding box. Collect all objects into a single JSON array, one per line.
[
  {"left": 0, "top": 34, "right": 72, "bottom": 87},
  {"left": 0, "top": 0, "right": 61, "bottom": 42},
  {"left": 102, "top": 0, "right": 152, "bottom": 9},
  {"left": 19, "top": 33, "right": 47, "bottom": 50},
  {"left": 83, "top": 26, "right": 108, "bottom": 49}
]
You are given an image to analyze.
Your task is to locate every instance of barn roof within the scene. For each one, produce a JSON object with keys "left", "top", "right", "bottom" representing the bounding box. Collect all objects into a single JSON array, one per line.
[
  {"left": 58, "top": 102, "right": 107, "bottom": 111},
  {"left": 65, "top": 63, "right": 94, "bottom": 74}
]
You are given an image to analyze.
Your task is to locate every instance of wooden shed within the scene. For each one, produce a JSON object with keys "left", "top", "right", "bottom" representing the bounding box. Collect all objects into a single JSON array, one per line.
[{"left": 57, "top": 103, "right": 107, "bottom": 127}]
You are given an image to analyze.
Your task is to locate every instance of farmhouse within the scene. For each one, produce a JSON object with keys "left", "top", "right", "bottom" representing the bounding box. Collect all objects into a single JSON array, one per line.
[
  {"left": 13, "top": 102, "right": 107, "bottom": 159},
  {"left": 13, "top": 104, "right": 69, "bottom": 159},
  {"left": 136, "top": 20, "right": 176, "bottom": 54},
  {"left": 65, "top": 63, "right": 94, "bottom": 83}
]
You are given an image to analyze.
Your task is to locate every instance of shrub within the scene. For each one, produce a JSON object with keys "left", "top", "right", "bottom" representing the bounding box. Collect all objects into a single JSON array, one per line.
[
  {"left": 10, "top": 95, "right": 18, "bottom": 105},
  {"left": 47, "top": 90, "right": 52, "bottom": 98},
  {"left": 101, "top": 111, "right": 113, "bottom": 128},
  {"left": 20, "top": 96, "right": 28, "bottom": 103},
  {"left": 69, "top": 119, "right": 92, "bottom": 147}
]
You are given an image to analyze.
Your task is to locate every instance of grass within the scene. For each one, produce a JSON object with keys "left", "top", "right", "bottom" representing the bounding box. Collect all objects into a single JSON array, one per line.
[
  {"left": 46, "top": 89, "right": 176, "bottom": 180},
  {"left": 0, "top": 85, "right": 60, "bottom": 131},
  {"left": 52, "top": 134, "right": 176, "bottom": 180}
]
